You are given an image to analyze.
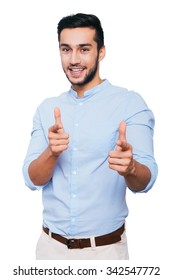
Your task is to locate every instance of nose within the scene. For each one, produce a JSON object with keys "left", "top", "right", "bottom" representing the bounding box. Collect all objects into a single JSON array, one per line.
[{"left": 70, "top": 50, "right": 81, "bottom": 65}]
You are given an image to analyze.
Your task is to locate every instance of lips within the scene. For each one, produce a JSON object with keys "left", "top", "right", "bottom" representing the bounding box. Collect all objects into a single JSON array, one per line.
[{"left": 68, "top": 67, "right": 86, "bottom": 77}]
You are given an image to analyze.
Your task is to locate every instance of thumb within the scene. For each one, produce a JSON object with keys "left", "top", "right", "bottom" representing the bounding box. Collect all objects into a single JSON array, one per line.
[
  {"left": 54, "top": 107, "right": 63, "bottom": 130},
  {"left": 118, "top": 121, "right": 126, "bottom": 142}
]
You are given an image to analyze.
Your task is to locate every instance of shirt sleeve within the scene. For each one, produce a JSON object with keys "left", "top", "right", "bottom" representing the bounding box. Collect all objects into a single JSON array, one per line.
[
  {"left": 125, "top": 92, "right": 158, "bottom": 193},
  {"left": 22, "top": 106, "right": 49, "bottom": 191}
]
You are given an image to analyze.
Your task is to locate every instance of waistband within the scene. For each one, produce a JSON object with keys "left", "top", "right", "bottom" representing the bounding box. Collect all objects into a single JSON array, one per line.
[{"left": 43, "top": 224, "right": 125, "bottom": 249}]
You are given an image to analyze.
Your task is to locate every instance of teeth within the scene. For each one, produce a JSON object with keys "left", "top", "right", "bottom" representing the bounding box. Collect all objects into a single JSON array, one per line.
[{"left": 71, "top": 68, "right": 83, "bottom": 72}]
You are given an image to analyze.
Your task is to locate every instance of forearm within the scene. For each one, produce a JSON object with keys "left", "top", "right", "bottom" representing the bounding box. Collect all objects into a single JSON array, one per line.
[
  {"left": 124, "top": 160, "right": 151, "bottom": 192},
  {"left": 28, "top": 147, "right": 58, "bottom": 186}
]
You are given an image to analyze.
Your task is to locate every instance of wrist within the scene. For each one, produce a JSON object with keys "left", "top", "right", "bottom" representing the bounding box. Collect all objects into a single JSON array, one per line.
[
  {"left": 125, "top": 160, "right": 137, "bottom": 177},
  {"left": 48, "top": 146, "right": 60, "bottom": 159}
]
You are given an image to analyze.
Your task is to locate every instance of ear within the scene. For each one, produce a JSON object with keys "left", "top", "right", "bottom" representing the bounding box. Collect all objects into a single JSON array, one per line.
[{"left": 98, "top": 45, "right": 106, "bottom": 62}]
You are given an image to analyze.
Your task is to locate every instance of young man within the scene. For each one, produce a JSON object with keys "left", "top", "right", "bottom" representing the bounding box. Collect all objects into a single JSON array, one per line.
[{"left": 22, "top": 13, "right": 158, "bottom": 260}]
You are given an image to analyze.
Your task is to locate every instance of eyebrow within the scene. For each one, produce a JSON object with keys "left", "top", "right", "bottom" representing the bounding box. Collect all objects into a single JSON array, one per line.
[{"left": 59, "top": 43, "right": 93, "bottom": 48}]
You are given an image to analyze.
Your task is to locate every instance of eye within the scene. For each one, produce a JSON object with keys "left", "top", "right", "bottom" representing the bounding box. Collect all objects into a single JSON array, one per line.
[
  {"left": 61, "top": 47, "right": 70, "bottom": 53},
  {"left": 81, "top": 48, "right": 90, "bottom": 53}
]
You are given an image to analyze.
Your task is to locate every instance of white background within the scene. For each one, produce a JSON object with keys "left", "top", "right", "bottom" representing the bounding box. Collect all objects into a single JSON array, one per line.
[{"left": 0, "top": 0, "right": 173, "bottom": 278}]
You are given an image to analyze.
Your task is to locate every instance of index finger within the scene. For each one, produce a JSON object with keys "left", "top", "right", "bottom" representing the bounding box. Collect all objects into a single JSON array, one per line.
[
  {"left": 54, "top": 107, "right": 64, "bottom": 130},
  {"left": 54, "top": 107, "right": 61, "bottom": 125},
  {"left": 118, "top": 121, "right": 126, "bottom": 142}
]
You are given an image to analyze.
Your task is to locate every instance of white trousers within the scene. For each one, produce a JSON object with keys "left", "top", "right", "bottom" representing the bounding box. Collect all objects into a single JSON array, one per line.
[{"left": 36, "top": 230, "right": 129, "bottom": 260}]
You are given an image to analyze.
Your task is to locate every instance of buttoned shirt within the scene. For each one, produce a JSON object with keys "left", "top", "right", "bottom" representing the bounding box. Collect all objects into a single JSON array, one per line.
[{"left": 22, "top": 80, "right": 158, "bottom": 237}]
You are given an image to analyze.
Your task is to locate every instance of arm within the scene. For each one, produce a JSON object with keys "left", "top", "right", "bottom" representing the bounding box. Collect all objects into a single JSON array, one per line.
[
  {"left": 123, "top": 160, "right": 151, "bottom": 191},
  {"left": 108, "top": 121, "right": 151, "bottom": 192},
  {"left": 28, "top": 107, "right": 69, "bottom": 186}
]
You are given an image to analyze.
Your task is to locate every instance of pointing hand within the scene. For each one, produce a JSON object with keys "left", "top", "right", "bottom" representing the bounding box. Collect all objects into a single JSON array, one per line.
[
  {"left": 48, "top": 107, "right": 69, "bottom": 156},
  {"left": 108, "top": 121, "right": 135, "bottom": 176}
]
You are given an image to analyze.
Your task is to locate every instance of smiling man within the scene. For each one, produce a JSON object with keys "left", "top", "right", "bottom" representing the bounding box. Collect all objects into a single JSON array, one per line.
[
  {"left": 59, "top": 27, "right": 105, "bottom": 96},
  {"left": 22, "top": 13, "right": 158, "bottom": 260}
]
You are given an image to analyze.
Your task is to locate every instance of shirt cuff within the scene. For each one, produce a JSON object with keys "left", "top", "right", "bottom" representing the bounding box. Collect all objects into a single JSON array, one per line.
[
  {"left": 22, "top": 161, "right": 45, "bottom": 191},
  {"left": 134, "top": 159, "right": 158, "bottom": 193}
]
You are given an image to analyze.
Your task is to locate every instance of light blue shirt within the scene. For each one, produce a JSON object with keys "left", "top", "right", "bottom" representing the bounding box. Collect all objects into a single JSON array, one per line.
[{"left": 22, "top": 80, "right": 158, "bottom": 237}]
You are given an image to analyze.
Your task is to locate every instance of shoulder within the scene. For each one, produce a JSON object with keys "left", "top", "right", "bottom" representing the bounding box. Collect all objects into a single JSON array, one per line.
[
  {"left": 106, "top": 81, "right": 148, "bottom": 107},
  {"left": 107, "top": 81, "right": 154, "bottom": 121},
  {"left": 41, "top": 91, "right": 68, "bottom": 106},
  {"left": 37, "top": 91, "right": 69, "bottom": 112}
]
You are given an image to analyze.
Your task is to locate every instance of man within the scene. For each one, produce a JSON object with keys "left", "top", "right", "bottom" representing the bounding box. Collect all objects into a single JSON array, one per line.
[{"left": 22, "top": 13, "right": 158, "bottom": 260}]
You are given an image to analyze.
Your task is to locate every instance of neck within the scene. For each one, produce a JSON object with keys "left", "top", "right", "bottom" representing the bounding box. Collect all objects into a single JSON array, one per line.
[{"left": 72, "top": 77, "right": 103, "bottom": 98}]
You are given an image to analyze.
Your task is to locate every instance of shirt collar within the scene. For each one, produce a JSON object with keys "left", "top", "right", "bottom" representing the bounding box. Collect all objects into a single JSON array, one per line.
[{"left": 69, "top": 79, "right": 110, "bottom": 99}]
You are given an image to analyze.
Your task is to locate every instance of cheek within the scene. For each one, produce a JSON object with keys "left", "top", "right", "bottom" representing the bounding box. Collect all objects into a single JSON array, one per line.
[
  {"left": 83, "top": 59, "right": 97, "bottom": 72},
  {"left": 60, "top": 55, "right": 69, "bottom": 67}
]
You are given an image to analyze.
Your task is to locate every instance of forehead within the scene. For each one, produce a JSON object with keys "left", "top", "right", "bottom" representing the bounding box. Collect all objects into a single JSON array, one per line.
[{"left": 60, "top": 27, "right": 97, "bottom": 46}]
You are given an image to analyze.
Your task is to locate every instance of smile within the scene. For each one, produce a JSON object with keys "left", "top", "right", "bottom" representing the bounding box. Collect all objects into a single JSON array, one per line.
[
  {"left": 68, "top": 67, "right": 86, "bottom": 78},
  {"left": 69, "top": 67, "right": 86, "bottom": 72}
]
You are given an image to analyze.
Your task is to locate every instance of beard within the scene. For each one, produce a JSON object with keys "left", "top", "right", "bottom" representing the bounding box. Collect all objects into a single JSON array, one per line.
[{"left": 64, "top": 56, "right": 99, "bottom": 87}]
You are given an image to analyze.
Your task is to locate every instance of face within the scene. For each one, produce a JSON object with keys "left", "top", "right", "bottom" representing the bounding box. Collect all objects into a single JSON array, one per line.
[{"left": 59, "top": 27, "right": 105, "bottom": 91}]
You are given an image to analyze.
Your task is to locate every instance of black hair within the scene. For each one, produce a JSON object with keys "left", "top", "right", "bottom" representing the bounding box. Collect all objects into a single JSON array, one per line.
[{"left": 57, "top": 13, "right": 104, "bottom": 50}]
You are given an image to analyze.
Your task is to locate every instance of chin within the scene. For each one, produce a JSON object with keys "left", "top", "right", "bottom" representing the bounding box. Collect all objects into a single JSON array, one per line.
[{"left": 68, "top": 76, "right": 86, "bottom": 86}]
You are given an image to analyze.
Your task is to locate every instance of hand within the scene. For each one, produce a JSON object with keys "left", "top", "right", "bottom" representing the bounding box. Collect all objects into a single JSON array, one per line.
[
  {"left": 48, "top": 107, "right": 69, "bottom": 156},
  {"left": 108, "top": 121, "right": 135, "bottom": 176}
]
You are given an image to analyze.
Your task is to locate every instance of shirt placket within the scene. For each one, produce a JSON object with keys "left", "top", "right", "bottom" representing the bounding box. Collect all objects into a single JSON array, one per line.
[{"left": 69, "top": 100, "right": 83, "bottom": 235}]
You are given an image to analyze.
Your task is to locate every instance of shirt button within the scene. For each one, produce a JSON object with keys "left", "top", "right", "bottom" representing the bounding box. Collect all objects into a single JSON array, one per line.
[
  {"left": 71, "top": 218, "right": 75, "bottom": 222},
  {"left": 75, "top": 123, "right": 79, "bottom": 127},
  {"left": 72, "top": 171, "right": 77, "bottom": 175},
  {"left": 79, "top": 102, "right": 83, "bottom": 106},
  {"left": 73, "top": 147, "right": 77, "bottom": 151},
  {"left": 72, "top": 194, "right": 76, "bottom": 198}
]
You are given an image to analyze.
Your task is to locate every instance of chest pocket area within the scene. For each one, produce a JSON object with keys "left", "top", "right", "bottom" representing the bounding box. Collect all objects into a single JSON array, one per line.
[{"left": 79, "top": 120, "right": 118, "bottom": 155}]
